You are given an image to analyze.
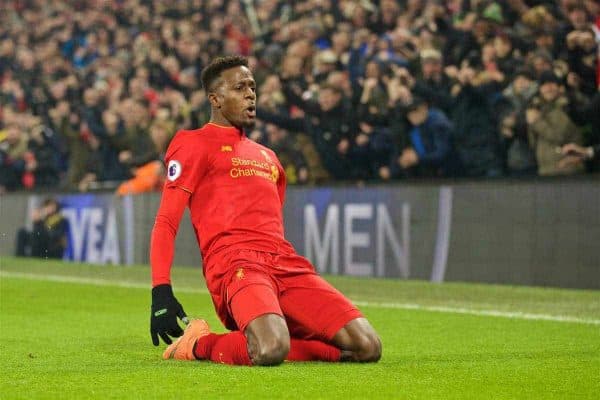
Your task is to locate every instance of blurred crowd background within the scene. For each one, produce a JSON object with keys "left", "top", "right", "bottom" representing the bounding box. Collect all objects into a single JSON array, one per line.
[{"left": 1, "top": 0, "right": 599, "bottom": 194}]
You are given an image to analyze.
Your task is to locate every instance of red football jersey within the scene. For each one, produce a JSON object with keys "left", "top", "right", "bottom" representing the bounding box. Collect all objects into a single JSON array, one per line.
[{"left": 153, "top": 122, "right": 303, "bottom": 285}]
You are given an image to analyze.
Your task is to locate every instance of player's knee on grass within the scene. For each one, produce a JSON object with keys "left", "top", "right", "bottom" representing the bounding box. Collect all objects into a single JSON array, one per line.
[
  {"left": 245, "top": 314, "right": 290, "bottom": 366},
  {"left": 334, "top": 318, "right": 382, "bottom": 363},
  {"left": 353, "top": 332, "right": 382, "bottom": 363},
  {"left": 249, "top": 334, "right": 290, "bottom": 366}
]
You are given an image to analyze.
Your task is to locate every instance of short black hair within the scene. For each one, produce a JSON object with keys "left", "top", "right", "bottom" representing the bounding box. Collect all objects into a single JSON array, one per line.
[
  {"left": 406, "top": 96, "right": 428, "bottom": 112},
  {"left": 201, "top": 55, "right": 249, "bottom": 92}
]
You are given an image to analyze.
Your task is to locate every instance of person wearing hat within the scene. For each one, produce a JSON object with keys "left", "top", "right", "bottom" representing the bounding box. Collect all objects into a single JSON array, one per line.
[{"left": 526, "top": 70, "right": 585, "bottom": 175}]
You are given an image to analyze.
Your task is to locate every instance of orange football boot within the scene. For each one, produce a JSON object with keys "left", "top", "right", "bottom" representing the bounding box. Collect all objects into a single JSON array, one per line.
[{"left": 162, "top": 319, "right": 211, "bottom": 361}]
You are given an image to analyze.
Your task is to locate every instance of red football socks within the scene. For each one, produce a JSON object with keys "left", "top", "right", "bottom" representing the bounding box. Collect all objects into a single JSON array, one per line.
[
  {"left": 287, "top": 339, "right": 341, "bottom": 362},
  {"left": 194, "top": 332, "right": 252, "bottom": 365},
  {"left": 194, "top": 333, "right": 341, "bottom": 365}
]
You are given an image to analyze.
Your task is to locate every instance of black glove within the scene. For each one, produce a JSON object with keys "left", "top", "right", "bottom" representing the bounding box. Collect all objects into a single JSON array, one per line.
[{"left": 150, "top": 284, "right": 188, "bottom": 346}]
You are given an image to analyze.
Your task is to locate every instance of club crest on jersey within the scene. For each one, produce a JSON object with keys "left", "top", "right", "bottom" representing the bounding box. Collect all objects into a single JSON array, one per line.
[
  {"left": 167, "top": 160, "right": 182, "bottom": 181},
  {"left": 236, "top": 268, "right": 245, "bottom": 280}
]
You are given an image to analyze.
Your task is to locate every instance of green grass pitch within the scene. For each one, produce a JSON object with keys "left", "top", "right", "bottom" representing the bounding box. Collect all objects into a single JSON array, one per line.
[{"left": 1, "top": 257, "right": 599, "bottom": 399}]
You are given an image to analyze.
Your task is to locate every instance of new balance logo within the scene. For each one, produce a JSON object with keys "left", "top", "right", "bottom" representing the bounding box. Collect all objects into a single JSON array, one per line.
[
  {"left": 154, "top": 309, "right": 167, "bottom": 317},
  {"left": 221, "top": 145, "right": 232, "bottom": 152}
]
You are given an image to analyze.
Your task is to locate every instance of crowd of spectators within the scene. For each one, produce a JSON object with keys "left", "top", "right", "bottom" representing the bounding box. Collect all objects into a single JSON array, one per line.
[{"left": 1, "top": 0, "right": 599, "bottom": 193}]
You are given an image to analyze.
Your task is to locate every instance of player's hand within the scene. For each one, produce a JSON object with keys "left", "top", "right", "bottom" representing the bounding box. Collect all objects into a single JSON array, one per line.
[{"left": 150, "top": 284, "right": 189, "bottom": 346}]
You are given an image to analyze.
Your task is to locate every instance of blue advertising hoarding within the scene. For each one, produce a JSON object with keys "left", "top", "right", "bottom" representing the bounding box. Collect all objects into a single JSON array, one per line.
[{"left": 27, "top": 194, "right": 133, "bottom": 265}]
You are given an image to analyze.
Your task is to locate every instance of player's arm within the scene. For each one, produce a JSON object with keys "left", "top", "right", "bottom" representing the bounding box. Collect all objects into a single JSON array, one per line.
[
  {"left": 149, "top": 131, "right": 205, "bottom": 346},
  {"left": 149, "top": 186, "right": 190, "bottom": 346},
  {"left": 150, "top": 187, "right": 189, "bottom": 286}
]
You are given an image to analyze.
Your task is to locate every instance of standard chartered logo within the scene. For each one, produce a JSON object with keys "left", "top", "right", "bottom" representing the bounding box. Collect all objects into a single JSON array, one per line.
[
  {"left": 229, "top": 156, "right": 278, "bottom": 183},
  {"left": 230, "top": 157, "right": 270, "bottom": 170}
]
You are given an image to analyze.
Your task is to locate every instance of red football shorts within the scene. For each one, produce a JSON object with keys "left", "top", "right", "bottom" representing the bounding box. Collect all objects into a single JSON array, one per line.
[{"left": 210, "top": 249, "right": 363, "bottom": 341}]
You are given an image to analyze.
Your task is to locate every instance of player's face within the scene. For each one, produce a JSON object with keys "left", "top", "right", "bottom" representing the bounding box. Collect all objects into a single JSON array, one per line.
[{"left": 216, "top": 66, "right": 257, "bottom": 128}]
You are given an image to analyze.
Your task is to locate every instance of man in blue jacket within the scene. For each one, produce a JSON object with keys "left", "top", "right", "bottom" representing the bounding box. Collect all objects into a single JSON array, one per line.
[{"left": 391, "top": 97, "right": 453, "bottom": 178}]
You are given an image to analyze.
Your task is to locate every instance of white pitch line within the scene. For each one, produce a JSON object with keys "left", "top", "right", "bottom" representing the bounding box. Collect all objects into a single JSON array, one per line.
[
  {"left": 2, "top": 271, "right": 599, "bottom": 326},
  {"left": 0, "top": 271, "right": 212, "bottom": 292},
  {"left": 351, "top": 301, "right": 600, "bottom": 326}
]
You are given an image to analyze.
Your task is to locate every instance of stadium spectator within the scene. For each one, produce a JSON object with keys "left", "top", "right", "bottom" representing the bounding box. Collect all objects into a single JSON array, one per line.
[
  {"left": 48, "top": 100, "right": 93, "bottom": 189},
  {"left": 15, "top": 197, "right": 68, "bottom": 259},
  {"left": 98, "top": 109, "right": 130, "bottom": 182},
  {"left": 496, "top": 68, "right": 537, "bottom": 175},
  {"left": 447, "top": 56, "right": 503, "bottom": 177},
  {"left": 0, "top": 122, "right": 29, "bottom": 191},
  {"left": 357, "top": 60, "right": 391, "bottom": 127},
  {"left": 26, "top": 123, "right": 61, "bottom": 188},
  {"left": 526, "top": 71, "right": 585, "bottom": 176},
  {"left": 412, "top": 49, "right": 454, "bottom": 115},
  {"left": 389, "top": 96, "right": 453, "bottom": 179}
]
